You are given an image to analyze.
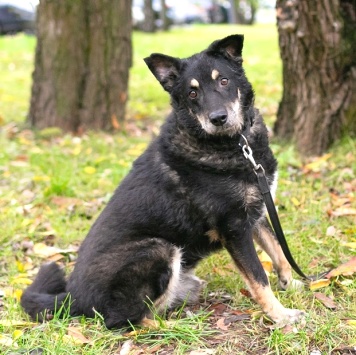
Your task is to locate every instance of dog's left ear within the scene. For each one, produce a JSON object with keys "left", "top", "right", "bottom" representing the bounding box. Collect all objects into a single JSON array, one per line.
[
  {"left": 144, "top": 54, "right": 181, "bottom": 93},
  {"left": 207, "top": 34, "right": 244, "bottom": 62}
]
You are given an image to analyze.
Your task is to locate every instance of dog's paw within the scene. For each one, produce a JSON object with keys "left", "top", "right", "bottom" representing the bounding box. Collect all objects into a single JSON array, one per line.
[
  {"left": 272, "top": 308, "right": 306, "bottom": 327},
  {"left": 279, "top": 278, "right": 304, "bottom": 291}
]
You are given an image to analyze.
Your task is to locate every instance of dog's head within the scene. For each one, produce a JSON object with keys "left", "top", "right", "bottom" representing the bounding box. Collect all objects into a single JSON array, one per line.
[{"left": 144, "top": 35, "right": 254, "bottom": 137}]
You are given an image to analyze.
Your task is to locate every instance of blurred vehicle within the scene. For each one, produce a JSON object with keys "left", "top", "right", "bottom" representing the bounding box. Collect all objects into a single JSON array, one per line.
[
  {"left": 0, "top": 0, "right": 36, "bottom": 35},
  {"left": 132, "top": 0, "right": 210, "bottom": 29}
]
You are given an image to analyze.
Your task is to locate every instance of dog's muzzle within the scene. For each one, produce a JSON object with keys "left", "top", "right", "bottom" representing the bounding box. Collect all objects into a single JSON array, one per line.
[{"left": 209, "top": 109, "right": 228, "bottom": 127}]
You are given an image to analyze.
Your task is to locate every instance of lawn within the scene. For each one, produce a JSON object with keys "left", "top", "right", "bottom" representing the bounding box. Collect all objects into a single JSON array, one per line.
[{"left": 0, "top": 25, "right": 355, "bottom": 354}]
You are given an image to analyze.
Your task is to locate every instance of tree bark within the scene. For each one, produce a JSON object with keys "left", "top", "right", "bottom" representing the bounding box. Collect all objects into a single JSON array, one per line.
[
  {"left": 28, "top": 0, "right": 132, "bottom": 132},
  {"left": 275, "top": 0, "right": 356, "bottom": 156},
  {"left": 142, "top": 0, "right": 155, "bottom": 32}
]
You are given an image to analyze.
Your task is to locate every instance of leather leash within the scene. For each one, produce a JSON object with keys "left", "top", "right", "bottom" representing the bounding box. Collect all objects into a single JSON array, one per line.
[{"left": 239, "top": 133, "right": 312, "bottom": 281}]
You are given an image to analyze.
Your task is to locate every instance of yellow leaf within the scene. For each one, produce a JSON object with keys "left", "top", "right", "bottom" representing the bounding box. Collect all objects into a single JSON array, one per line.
[
  {"left": 33, "top": 175, "right": 51, "bottom": 182},
  {"left": 303, "top": 153, "right": 332, "bottom": 172},
  {"left": 10, "top": 277, "right": 32, "bottom": 286},
  {"left": 16, "top": 260, "right": 25, "bottom": 273},
  {"left": 33, "top": 242, "right": 59, "bottom": 258},
  {"left": 0, "top": 320, "right": 35, "bottom": 327},
  {"left": 345, "top": 319, "right": 356, "bottom": 327},
  {"left": 309, "top": 279, "right": 331, "bottom": 290},
  {"left": 71, "top": 146, "right": 81, "bottom": 156},
  {"left": 13, "top": 330, "right": 23, "bottom": 340},
  {"left": 343, "top": 242, "right": 356, "bottom": 249},
  {"left": 258, "top": 251, "right": 273, "bottom": 273},
  {"left": 291, "top": 197, "right": 300, "bottom": 206},
  {"left": 326, "top": 257, "right": 356, "bottom": 278},
  {"left": 83, "top": 166, "right": 96, "bottom": 174},
  {"left": 14, "top": 289, "right": 23, "bottom": 302}
]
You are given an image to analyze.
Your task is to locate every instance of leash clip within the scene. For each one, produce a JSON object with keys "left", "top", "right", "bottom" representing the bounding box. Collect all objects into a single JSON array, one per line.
[{"left": 240, "top": 134, "right": 264, "bottom": 174}]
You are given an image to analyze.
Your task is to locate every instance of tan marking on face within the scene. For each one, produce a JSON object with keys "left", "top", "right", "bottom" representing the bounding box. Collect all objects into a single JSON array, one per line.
[
  {"left": 205, "top": 229, "right": 220, "bottom": 243},
  {"left": 190, "top": 78, "right": 199, "bottom": 88},
  {"left": 211, "top": 69, "right": 219, "bottom": 80}
]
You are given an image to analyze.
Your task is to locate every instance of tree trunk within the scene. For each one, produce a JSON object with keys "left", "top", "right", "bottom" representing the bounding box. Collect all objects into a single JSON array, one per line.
[
  {"left": 28, "top": 0, "right": 132, "bottom": 133},
  {"left": 142, "top": 0, "right": 155, "bottom": 32},
  {"left": 160, "top": 0, "right": 169, "bottom": 31},
  {"left": 275, "top": 0, "right": 356, "bottom": 156}
]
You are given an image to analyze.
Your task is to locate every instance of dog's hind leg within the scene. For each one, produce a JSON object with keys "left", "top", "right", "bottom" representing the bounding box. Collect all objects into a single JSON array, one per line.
[
  {"left": 100, "top": 239, "right": 183, "bottom": 329},
  {"left": 224, "top": 225, "right": 305, "bottom": 325},
  {"left": 253, "top": 217, "right": 294, "bottom": 290}
]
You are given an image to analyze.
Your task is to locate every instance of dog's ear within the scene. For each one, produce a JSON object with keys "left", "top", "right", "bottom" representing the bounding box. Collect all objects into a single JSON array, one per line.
[
  {"left": 144, "top": 54, "right": 181, "bottom": 93},
  {"left": 207, "top": 34, "right": 244, "bottom": 62}
]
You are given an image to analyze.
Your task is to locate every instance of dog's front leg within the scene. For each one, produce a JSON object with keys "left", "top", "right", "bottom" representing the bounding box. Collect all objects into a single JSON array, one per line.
[{"left": 223, "top": 226, "right": 305, "bottom": 325}]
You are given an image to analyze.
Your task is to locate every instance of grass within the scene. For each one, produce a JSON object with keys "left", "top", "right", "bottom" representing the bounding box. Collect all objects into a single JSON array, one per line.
[{"left": 0, "top": 25, "right": 355, "bottom": 354}]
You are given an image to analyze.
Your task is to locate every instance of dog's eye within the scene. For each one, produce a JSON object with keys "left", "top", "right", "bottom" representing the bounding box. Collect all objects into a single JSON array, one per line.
[
  {"left": 220, "top": 78, "right": 229, "bottom": 86},
  {"left": 189, "top": 90, "right": 198, "bottom": 99}
]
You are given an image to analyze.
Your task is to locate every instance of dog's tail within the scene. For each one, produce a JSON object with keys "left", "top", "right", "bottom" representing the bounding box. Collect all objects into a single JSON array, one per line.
[{"left": 21, "top": 262, "right": 72, "bottom": 321}]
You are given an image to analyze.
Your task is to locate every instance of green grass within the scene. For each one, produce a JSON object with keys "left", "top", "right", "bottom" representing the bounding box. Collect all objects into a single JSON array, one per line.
[{"left": 0, "top": 25, "right": 355, "bottom": 354}]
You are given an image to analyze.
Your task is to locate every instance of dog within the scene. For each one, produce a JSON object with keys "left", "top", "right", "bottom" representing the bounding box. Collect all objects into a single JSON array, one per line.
[{"left": 21, "top": 34, "right": 305, "bottom": 329}]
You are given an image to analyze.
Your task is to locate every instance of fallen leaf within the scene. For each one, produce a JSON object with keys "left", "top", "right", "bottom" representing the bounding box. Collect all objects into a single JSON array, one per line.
[
  {"left": 309, "top": 279, "right": 331, "bottom": 291},
  {"left": 326, "top": 226, "right": 337, "bottom": 237},
  {"left": 0, "top": 320, "right": 36, "bottom": 327},
  {"left": 314, "top": 292, "right": 337, "bottom": 309},
  {"left": 326, "top": 257, "right": 356, "bottom": 278},
  {"left": 343, "top": 242, "right": 356, "bottom": 249},
  {"left": 67, "top": 326, "right": 91, "bottom": 345},
  {"left": 208, "top": 303, "right": 227, "bottom": 316},
  {"left": 33, "top": 242, "right": 77, "bottom": 259},
  {"left": 215, "top": 317, "right": 230, "bottom": 331},
  {"left": 345, "top": 319, "right": 356, "bottom": 327},
  {"left": 10, "top": 277, "right": 32, "bottom": 286},
  {"left": 83, "top": 166, "right": 96, "bottom": 175},
  {"left": 330, "top": 207, "right": 356, "bottom": 217},
  {"left": 240, "top": 288, "right": 252, "bottom": 298},
  {"left": 119, "top": 340, "right": 133, "bottom": 355},
  {"left": 258, "top": 250, "right": 273, "bottom": 273},
  {"left": 189, "top": 349, "right": 215, "bottom": 355},
  {"left": 140, "top": 317, "right": 160, "bottom": 329},
  {"left": 303, "top": 153, "right": 332, "bottom": 172}
]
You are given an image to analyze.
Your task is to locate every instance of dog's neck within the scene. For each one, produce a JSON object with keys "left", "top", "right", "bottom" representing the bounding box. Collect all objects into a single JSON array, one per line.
[{"left": 159, "top": 112, "right": 257, "bottom": 172}]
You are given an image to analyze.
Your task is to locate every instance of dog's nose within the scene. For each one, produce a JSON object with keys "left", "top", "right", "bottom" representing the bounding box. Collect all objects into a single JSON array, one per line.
[{"left": 209, "top": 110, "right": 228, "bottom": 126}]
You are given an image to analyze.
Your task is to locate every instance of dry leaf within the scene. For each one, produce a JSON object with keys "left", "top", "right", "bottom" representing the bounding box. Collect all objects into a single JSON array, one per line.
[
  {"left": 67, "top": 326, "right": 91, "bottom": 345},
  {"left": 189, "top": 349, "right": 215, "bottom": 355},
  {"left": 240, "top": 288, "right": 252, "bottom": 298},
  {"left": 119, "top": 340, "right": 133, "bottom": 355},
  {"left": 215, "top": 317, "right": 230, "bottom": 331},
  {"left": 0, "top": 320, "right": 37, "bottom": 327},
  {"left": 345, "top": 319, "right": 356, "bottom": 327},
  {"left": 326, "top": 257, "right": 356, "bottom": 278},
  {"left": 309, "top": 279, "right": 331, "bottom": 291},
  {"left": 314, "top": 292, "right": 337, "bottom": 309},
  {"left": 330, "top": 207, "right": 356, "bottom": 217},
  {"left": 303, "top": 153, "right": 332, "bottom": 172},
  {"left": 140, "top": 317, "right": 160, "bottom": 329},
  {"left": 258, "top": 250, "right": 273, "bottom": 273}
]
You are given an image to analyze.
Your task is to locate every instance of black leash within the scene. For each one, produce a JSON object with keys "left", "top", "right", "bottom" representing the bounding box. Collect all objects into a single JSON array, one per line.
[{"left": 239, "top": 134, "right": 312, "bottom": 281}]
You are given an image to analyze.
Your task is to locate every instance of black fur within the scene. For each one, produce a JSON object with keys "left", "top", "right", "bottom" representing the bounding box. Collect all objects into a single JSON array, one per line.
[{"left": 22, "top": 35, "right": 300, "bottom": 329}]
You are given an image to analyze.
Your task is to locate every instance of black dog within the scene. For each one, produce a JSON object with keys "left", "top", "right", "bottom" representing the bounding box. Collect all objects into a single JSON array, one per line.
[{"left": 21, "top": 35, "right": 304, "bottom": 329}]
